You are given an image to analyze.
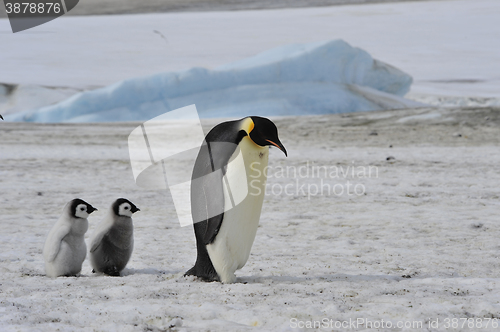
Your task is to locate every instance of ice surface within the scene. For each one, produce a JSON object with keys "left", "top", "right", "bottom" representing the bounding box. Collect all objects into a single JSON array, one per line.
[{"left": 6, "top": 40, "right": 416, "bottom": 122}]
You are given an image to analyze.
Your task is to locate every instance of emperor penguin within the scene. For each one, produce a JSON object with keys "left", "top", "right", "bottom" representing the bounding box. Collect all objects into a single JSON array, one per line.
[
  {"left": 185, "top": 116, "right": 287, "bottom": 283},
  {"left": 89, "top": 198, "right": 140, "bottom": 276},
  {"left": 43, "top": 198, "right": 97, "bottom": 278}
]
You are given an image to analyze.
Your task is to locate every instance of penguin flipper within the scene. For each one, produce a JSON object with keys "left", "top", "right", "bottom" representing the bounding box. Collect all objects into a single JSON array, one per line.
[
  {"left": 89, "top": 220, "right": 113, "bottom": 253},
  {"left": 89, "top": 233, "right": 106, "bottom": 253},
  {"left": 89, "top": 239, "right": 102, "bottom": 253},
  {"left": 191, "top": 142, "right": 235, "bottom": 245},
  {"left": 43, "top": 223, "right": 71, "bottom": 263}
]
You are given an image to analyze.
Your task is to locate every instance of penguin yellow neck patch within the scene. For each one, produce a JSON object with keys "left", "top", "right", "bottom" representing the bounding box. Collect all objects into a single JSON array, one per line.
[{"left": 240, "top": 117, "right": 254, "bottom": 134}]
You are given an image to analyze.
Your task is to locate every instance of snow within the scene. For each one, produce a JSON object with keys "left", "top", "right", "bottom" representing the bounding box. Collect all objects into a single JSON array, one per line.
[
  {"left": 1, "top": 0, "right": 499, "bottom": 99},
  {"left": 1, "top": 107, "right": 500, "bottom": 331},
  {"left": 6, "top": 40, "right": 419, "bottom": 122}
]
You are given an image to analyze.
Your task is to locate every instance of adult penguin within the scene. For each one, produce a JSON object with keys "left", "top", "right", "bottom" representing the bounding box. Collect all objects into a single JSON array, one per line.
[{"left": 185, "top": 116, "right": 287, "bottom": 283}]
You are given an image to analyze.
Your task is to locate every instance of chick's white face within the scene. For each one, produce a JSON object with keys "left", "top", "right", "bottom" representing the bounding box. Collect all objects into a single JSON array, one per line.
[
  {"left": 118, "top": 202, "right": 133, "bottom": 217},
  {"left": 74, "top": 204, "right": 90, "bottom": 219}
]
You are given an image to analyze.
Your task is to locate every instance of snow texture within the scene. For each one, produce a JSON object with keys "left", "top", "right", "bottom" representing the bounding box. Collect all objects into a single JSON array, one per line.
[
  {"left": 6, "top": 40, "right": 417, "bottom": 123},
  {"left": 1, "top": 107, "right": 499, "bottom": 331}
]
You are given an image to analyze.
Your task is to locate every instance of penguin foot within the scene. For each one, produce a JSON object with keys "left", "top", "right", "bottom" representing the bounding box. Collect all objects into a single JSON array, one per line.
[
  {"left": 103, "top": 266, "right": 121, "bottom": 277},
  {"left": 185, "top": 266, "right": 220, "bottom": 282}
]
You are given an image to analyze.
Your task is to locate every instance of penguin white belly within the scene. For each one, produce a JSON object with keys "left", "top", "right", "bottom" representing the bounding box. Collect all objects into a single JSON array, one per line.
[{"left": 206, "top": 136, "right": 268, "bottom": 283}]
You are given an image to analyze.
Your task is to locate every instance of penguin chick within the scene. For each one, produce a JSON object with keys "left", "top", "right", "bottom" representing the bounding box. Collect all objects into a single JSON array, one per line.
[
  {"left": 89, "top": 198, "right": 139, "bottom": 276},
  {"left": 43, "top": 198, "right": 97, "bottom": 278}
]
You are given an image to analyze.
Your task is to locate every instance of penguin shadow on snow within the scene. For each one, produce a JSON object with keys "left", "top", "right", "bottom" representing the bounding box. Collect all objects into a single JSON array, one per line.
[{"left": 238, "top": 273, "right": 405, "bottom": 284}]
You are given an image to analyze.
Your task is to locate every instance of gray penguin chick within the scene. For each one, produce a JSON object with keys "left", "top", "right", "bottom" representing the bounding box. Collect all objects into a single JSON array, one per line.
[
  {"left": 89, "top": 198, "right": 139, "bottom": 276},
  {"left": 43, "top": 199, "right": 97, "bottom": 277}
]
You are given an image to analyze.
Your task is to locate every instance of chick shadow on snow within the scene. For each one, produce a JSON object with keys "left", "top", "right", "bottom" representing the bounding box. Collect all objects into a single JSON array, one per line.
[{"left": 120, "top": 267, "right": 183, "bottom": 277}]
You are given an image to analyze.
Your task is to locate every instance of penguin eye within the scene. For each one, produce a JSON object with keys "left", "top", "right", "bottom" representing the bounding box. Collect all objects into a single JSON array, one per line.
[
  {"left": 124, "top": 206, "right": 129, "bottom": 210},
  {"left": 80, "top": 207, "right": 85, "bottom": 211}
]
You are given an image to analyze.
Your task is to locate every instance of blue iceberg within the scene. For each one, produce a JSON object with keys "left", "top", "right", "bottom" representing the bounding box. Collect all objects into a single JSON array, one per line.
[{"left": 8, "top": 40, "right": 419, "bottom": 123}]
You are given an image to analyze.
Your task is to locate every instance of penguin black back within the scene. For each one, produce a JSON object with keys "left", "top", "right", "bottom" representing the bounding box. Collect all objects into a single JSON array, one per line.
[{"left": 205, "top": 119, "right": 247, "bottom": 144}]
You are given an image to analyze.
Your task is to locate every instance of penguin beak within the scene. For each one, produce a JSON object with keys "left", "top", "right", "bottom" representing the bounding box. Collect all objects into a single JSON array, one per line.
[
  {"left": 131, "top": 206, "right": 140, "bottom": 213},
  {"left": 0, "top": 114, "right": 3, "bottom": 120},
  {"left": 88, "top": 206, "right": 97, "bottom": 214},
  {"left": 266, "top": 139, "right": 287, "bottom": 157}
]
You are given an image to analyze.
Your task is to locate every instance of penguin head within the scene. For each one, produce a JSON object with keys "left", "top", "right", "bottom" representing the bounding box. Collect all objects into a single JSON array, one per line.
[
  {"left": 70, "top": 198, "right": 97, "bottom": 219},
  {"left": 242, "top": 116, "right": 287, "bottom": 156},
  {"left": 113, "top": 198, "right": 140, "bottom": 218}
]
